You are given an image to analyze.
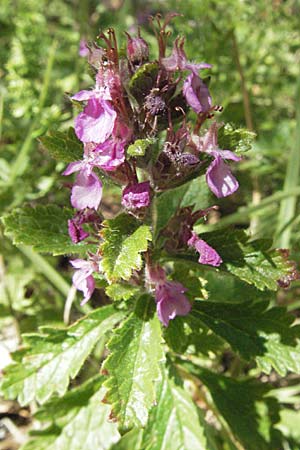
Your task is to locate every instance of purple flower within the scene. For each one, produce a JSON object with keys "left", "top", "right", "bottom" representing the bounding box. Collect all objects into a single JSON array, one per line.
[
  {"left": 188, "top": 232, "right": 222, "bottom": 267},
  {"left": 79, "top": 39, "right": 89, "bottom": 58},
  {"left": 147, "top": 265, "right": 191, "bottom": 327},
  {"left": 183, "top": 72, "right": 212, "bottom": 114},
  {"left": 74, "top": 97, "right": 116, "bottom": 144},
  {"left": 68, "top": 218, "right": 89, "bottom": 243},
  {"left": 196, "top": 123, "right": 241, "bottom": 198},
  {"left": 162, "top": 37, "right": 211, "bottom": 74},
  {"left": 122, "top": 181, "right": 151, "bottom": 210},
  {"left": 70, "top": 258, "right": 99, "bottom": 305},
  {"left": 206, "top": 154, "right": 240, "bottom": 198}
]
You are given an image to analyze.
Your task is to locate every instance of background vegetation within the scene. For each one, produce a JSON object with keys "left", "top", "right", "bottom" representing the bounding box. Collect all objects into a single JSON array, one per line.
[{"left": 1, "top": 0, "right": 300, "bottom": 448}]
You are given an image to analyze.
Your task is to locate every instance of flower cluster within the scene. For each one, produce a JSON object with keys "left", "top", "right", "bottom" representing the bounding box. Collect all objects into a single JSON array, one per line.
[{"left": 66, "top": 18, "right": 241, "bottom": 325}]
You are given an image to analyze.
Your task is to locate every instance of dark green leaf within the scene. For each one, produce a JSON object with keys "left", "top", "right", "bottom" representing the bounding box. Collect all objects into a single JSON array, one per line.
[
  {"left": 181, "top": 364, "right": 281, "bottom": 450},
  {"left": 198, "top": 229, "right": 295, "bottom": 291},
  {"left": 2, "top": 204, "right": 96, "bottom": 255},
  {"left": 39, "top": 128, "right": 83, "bottom": 163},
  {"left": 192, "top": 300, "right": 300, "bottom": 375}
]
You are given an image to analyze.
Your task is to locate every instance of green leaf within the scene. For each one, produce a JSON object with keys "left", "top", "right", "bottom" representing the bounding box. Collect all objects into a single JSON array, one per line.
[
  {"left": 153, "top": 184, "right": 189, "bottom": 240},
  {"left": 2, "top": 204, "right": 96, "bottom": 255},
  {"left": 192, "top": 300, "right": 300, "bottom": 375},
  {"left": 1, "top": 306, "right": 125, "bottom": 405},
  {"left": 105, "top": 283, "right": 141, "bottom": 301},
  {"left": 218, "top": 123, "right": 255, "bottom": 154},
  {"left": 181, "top": 364, "right": 281, "bottom": 450},
  {"left": 127, "top": 138, "right": 155, "bottom": 157},
  {"left": 198, "top": 229, "right": 295, "bottom": 291},
  {"left": 103, "top": 295, "right": 165, "bottom": 431},
  {"left": 141, "top": 364, "right": 208, "bottom": 450},
  {"left": 39, "top": 128, "right": 83, "bottom": 163},
  {"left": 101, "top": 214, "right": 152, "bottom": 283},
  {"left": 21, "top": 376, "right": 120, "bottom": 450}
]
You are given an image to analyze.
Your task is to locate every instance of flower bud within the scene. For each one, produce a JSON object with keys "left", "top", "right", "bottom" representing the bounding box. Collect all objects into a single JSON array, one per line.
[{"left": 126, "top": 33, "right": 149, "bottom": 64}]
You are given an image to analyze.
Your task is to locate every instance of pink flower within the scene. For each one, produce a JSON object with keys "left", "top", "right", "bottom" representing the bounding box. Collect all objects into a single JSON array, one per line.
[
  {"left": 187, "top": 232, "right": 222, "bottom": 267},
  {"left": 147, "top": 265, "right": 191, "bottom": 327},
  {"left": 94, "top": 139, "right": 125, "bottom": 171},
  {"left": 196, "top": 123, "right": 241, "bottom": 198},
  {"left": 122, "top": 181, "right": 151, "bottom": 210},
  {"left": 74, "top": 97, "right": 116, "bottom": 144},
  {"left": 70, "top": 258, "right": 99, "bottom": 305},
  {"left": 183, "top": 72, "right": 212, "bottom": 114}
]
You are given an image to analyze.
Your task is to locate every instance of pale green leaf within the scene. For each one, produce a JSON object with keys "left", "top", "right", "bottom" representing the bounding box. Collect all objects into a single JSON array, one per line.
[
  {"left": 103, "top": 295, "right": 165, "bottom": 430},
  {"left": 101, "top": 214, "right": 152, "bottom": 283},
  {"left": 21, "top": 376, "right": 120, "bottom": 450},
  {"left": 1, "top": 306, "right": 125, "bottom": 405},
  {"left": 127, "top": 138, "right": 155, "bottom": 157},
  {"left": 2, "top": 204, "right": 96, "bottom": 255},
  {"left": 141, "top": 365, "right": 208, "bottom": 450},
  {"left": 105, "top": 283, "right": 141, "bottom": 301}
]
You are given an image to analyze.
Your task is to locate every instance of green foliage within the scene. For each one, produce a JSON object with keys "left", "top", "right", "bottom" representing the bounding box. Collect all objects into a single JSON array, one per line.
[
  {"left": 0, "top": 306, "right": 125, "bottom": 404},
  {"left": 103, "top": 295, "right": 165, "bottom": 431},
  {"left": 101, "top": 214, "right": 152, "bottom": 283},
  {"left": 2, "top": 205, "right": 96, "bottom": 255},
  {"left": 21, "top": 376, "right": 120, "bottom": 450},
  {"left": 39, "top": 128, "right": 83, "bottom": 163},
  {"left": 198, "top": 229, "right": 295, "bottom": 291},
  {"left": 105, "top": 283, "right": 141, "bottom": 301},
  {"left": 218, "top": 123, "right": 256, "bottom": 154},
  {"left": 192, "top": 300, "right": 300, "bottom": 375},
  {"left": 182, "top": 364, "right": 281, "bottom": 450}
]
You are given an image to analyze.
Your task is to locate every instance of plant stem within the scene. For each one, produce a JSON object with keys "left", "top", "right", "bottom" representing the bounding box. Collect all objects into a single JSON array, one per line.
[{"left": 275, "top": 69, "right": 300, "bottom": 248}]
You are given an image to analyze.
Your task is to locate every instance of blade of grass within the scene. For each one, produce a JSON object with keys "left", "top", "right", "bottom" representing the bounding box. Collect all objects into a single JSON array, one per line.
[
  {"left": 275, "top": 71, "right": 300, "bottom": 248},
  {"left": 9, "top": 39, "right": 58, "bottom": 183},
  {"left": 195, "top": 186, "right": 300, "bottom": 233},
  {"left": 18, "top": 245, "right": 70, "bottom": 297}
]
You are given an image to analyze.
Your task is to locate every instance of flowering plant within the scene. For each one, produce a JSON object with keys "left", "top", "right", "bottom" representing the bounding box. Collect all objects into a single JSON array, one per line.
[{"left": 1, "top": 15, "right": 299, "bottom": 450}]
